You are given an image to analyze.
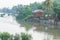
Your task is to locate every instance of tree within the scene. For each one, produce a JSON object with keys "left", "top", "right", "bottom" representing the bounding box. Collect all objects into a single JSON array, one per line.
[
  {"left": 42, "top": 0, "right": 54, "bottom": 19},
  {"left": 16, "top": 6, "right": 33, "bottom": 23},
  {"left": 30, "top": 2, "right": 42, "bottom": 10},
  {"left": 53, "top": 2, "right": 60, "bottom": 21},
  {"left": 42, "top": 0, "right": 53, "bottom": 13},
  {"left": 42, "top": 0, "right": 53, "bottom": 10}
]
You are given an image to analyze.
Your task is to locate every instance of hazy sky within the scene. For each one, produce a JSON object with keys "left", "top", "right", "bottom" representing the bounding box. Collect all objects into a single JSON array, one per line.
[{"left": 0, "top": 0, "right": 45, "bottom": 9}]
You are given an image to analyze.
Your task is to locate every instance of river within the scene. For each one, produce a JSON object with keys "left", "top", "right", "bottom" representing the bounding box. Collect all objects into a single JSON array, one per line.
[{"left": 0, "top": 14, "right": 60, "bottom": 40}]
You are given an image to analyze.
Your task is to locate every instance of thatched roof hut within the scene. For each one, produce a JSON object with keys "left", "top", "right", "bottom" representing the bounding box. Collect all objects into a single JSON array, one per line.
[{"left": 32, "top": 10, "right": 44, "bottom": 18}]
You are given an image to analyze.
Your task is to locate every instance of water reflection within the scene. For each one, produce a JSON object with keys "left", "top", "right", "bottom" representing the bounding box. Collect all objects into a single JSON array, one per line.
[
  {"left": 0, "top": 16, "right": 53, "bottom": 40},
  {"left": 34, "top": 25, "right": 60, "bottom": 40},
  {"left": 0, "top": 15, "right": 60, "bottom": 40}
]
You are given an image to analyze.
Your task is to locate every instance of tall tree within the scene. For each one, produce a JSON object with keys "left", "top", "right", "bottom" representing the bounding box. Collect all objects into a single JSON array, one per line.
[
  {"left": 42, "top": 0, "right": 54, "bottom": 19},
  {"left": 42, "top": 0, "right": 53, "bottom": 10}
]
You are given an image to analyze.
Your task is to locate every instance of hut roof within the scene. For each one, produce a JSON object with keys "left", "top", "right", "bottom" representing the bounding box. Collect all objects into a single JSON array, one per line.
[{"left": 32, "top": 9, "right": 44, "bottom": 13}]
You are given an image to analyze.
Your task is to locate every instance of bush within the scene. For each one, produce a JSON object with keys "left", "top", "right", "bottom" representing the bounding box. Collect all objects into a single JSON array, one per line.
[
  {"left": 9, "top": 35, "right": 13, "bottom": 40},
  {"left": 0, "top": 32, "right": 32, "bottom": 40},
  {"left": 21, "top": 33, "right": 32, "bottom": 40},
  {"left": 14, "top": 34, "right": 20, "bottom": 40},
  {"left": 0, "top": 32, "right": 10, "bottom": 40}
]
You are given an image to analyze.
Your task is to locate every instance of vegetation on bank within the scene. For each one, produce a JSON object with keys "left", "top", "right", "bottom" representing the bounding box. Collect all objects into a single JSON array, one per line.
[
  {"left": 0, "top": 32, "right": 32, "bottom": 40},
  {"left": 0, "top": 0, "right": 60, "bottom": 29},
  {"left": 15, "top": 0, "right": 60, "bottom": 30}
]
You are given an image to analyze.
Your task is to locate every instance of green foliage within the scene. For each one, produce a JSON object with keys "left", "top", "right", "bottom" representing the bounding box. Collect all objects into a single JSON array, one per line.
[
  {"left": 9, "top": 35, "right": 13, "bottom": 40},
  {"left": 14, "top": 1, "right": 60, "bottom": 29},
  {"left": 0, "top": 32, "right": 10, "bottom": 40},
  {"left": 23, "top": 22, "right": 33, "bottom": 31},
  {"left": 14, "top": 34, "right": 20, "bottom": 40},
  {"left": 16, "top": 6, "right": 32, "bottom": 21},
  {"left": 53, "top": 1, "right": 60, "bottom": 20},
  {"left": 30, "top": 2, "right": 42, "bottom": 10},
  {"left": 15, "top": 2, "right": 43, "bottom": 30},
  {"left": 0, "top": 32, "right": 32, "bottom": 40},
  {"left": 21, "top": 33, "right": 32, "bottom": 40},
  {"left": 0, "top": 14, "right": 4, "bottom": 17},
  {"left": 42, "top": 0, "right": 53, "bottom": 10}
]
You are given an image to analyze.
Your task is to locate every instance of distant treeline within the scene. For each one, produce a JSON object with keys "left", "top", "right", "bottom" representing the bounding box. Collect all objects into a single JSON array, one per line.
[
  {"left": 0, "top": 0, "right": 60, "bottom": 14},
  {"left": 0, "top": 8, "right": 16, "bottom": 13},
  {"left": 0, "top": 2, "right": 42, "bottom": 14}
]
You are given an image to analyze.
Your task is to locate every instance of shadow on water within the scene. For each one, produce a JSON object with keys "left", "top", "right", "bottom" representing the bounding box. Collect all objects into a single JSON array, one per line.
[
  {"left": 33, "top": 21, "right": 60, "bottom": 40},
  {"left": 18, "top": 18, "right": 60, "bottom": 40}
]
